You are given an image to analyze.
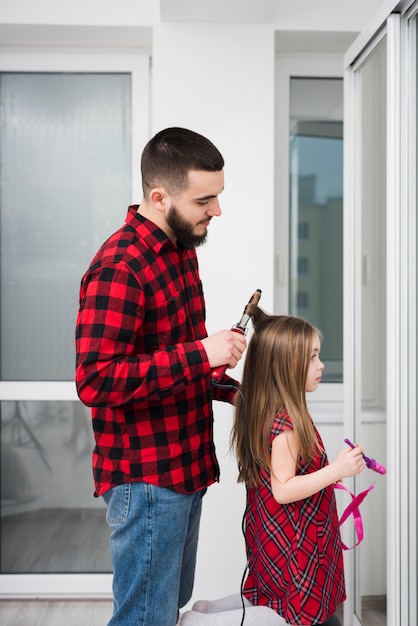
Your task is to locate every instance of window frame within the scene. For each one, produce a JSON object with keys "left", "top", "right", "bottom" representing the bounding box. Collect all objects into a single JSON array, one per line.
[{"left": 0, "top": 46, "right": 149, "bottom": 598}]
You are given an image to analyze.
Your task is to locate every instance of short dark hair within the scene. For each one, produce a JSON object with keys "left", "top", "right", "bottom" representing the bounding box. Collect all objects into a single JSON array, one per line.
[{"left": 141, "top": 127, "right": 224, "bottom": 197}]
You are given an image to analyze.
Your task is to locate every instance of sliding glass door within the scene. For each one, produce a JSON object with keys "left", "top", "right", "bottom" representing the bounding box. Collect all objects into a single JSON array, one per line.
[
  {"left": 344, "top": 32, "right": 388, "bottom": 626},
  {"left": 344, "top": 2, "right": 418, "bottom": 624}
]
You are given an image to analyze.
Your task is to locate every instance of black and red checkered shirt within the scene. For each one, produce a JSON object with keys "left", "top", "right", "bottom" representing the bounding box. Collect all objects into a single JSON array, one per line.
[{"left": 76, "top": 205, "right": 237, "bottom": 497}]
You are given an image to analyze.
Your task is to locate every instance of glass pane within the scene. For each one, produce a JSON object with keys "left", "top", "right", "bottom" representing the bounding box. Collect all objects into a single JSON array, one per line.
[
  {"left": 0, "top": 71, "right": 132, "bottom": 576},
  {"left": 289, "top": 78, "right": 343, "bottom": 382},
  {"left": 1, "top": 400, "right": 111, "bottom": 573},
  {"left": 0, "top": 72, "right": 132, "bottom": 381},
  {"left": 355, "top": 37, "right": 387, "bottom": 625}
]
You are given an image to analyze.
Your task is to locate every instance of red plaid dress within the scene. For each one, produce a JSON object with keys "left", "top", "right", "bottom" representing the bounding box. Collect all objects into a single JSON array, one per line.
[{"left": 243, "top": 408, "right": 345, "bottom": 625}]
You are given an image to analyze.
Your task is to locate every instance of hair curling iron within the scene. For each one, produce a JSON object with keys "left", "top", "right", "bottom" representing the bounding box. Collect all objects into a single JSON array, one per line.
[
  {"left": 211, "top": 289, "right": 262, "bottom": 383},
  {"left": 344, "top": 438, "right": 387, "bottom": 475}
]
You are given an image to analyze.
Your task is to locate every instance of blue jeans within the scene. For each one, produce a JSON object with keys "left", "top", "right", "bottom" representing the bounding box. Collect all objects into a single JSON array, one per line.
[{"left": 103, "top": 482, "right": 206, "bottom": 626}]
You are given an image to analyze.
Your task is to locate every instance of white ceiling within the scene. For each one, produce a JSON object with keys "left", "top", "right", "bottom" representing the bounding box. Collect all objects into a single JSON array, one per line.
[
  {"left": 0, "top": 0, "right": 386, "bottom": 52},
  {"left": 275, "top": 30, "right": 358, "bottom": 54},
  {"left": 160, "top": 0, "right": 280, "bottom": 23},
  {"left": 0, "top": 24, "right": 153, "bottom": 48}
]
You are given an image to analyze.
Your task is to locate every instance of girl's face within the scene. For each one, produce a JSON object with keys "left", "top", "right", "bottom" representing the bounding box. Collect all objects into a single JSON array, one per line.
[{"left": 305, "top": 334, "right": 324, "bottom": 393}]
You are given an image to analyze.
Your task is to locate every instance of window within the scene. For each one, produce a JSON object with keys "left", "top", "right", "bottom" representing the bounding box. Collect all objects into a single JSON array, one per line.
[
  {"left": 297, "top": 257, "right": 309, "bottom": 276},
  {"left": 289, "top": 77, "right": 343, "bottom": 383},
  {"left": 0, "top": 70, "right": 131, "bottom": 579},
  {"left": 0, "top": 50, "right": 149, "bottom": 596}
]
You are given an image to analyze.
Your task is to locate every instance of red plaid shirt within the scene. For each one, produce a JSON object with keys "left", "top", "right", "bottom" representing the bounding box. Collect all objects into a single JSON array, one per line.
[{"left": 75, "top": 205, "right": 237, "bottom": 496}]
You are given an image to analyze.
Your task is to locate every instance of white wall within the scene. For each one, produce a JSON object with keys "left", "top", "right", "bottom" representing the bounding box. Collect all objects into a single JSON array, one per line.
[
  {"left": 0, "top": 0, "right": 388, "bottom": 607},
  {"left": 152, "top": 20, "right": 276, "bottom": 326},
  {"left": 151, "top": 20, "right": 276, "bottom": 606}
]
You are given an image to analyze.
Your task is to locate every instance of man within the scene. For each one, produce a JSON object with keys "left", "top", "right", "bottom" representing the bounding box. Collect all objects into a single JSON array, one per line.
[{"left": 75, "top": 127, "right": 246, "bottom": 626}]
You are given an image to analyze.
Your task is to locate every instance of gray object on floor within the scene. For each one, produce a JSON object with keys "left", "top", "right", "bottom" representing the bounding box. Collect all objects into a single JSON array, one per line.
[{"left": 181, "top": 594, "right": 288, "bottom": 625}]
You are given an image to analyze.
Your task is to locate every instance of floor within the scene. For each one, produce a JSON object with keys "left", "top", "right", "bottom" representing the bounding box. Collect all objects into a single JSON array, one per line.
[
  {"left": 0, "top": 597, "right": 386, "bottom": 626},
  {"left": 360, "top": 596, "right": 387, "bottom": 626},
  {"left": 0, "top": 600, "right": 185, "bottom": 626},
  {"left": 1, "top": 508, "right": 111, "bottom": 572},
  {"left": 0, "top": 600, "right": 114, "bottom": 626}
]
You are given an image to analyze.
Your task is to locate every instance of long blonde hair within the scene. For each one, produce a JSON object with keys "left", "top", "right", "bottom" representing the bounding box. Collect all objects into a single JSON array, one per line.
[{"left": 231, "top": 306, "right": 322, "bottom": 488}]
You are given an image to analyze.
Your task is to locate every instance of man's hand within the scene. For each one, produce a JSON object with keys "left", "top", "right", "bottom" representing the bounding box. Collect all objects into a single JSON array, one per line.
[{"left": 201, "top": 329, "right": 247, "bottom": 370}]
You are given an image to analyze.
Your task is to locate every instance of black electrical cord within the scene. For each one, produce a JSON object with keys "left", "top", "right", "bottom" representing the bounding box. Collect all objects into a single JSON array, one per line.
[
  {"left": 239, "top": 509, "right": 249, "bottom": 626},
  {"left": 211, "top": 380, "right": 249, "bottom": 625}
]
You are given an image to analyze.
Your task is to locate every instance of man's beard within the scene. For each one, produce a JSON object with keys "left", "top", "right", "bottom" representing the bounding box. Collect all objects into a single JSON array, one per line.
[{"left": 166, "top": 205, "right": 208, "bottom": 249}]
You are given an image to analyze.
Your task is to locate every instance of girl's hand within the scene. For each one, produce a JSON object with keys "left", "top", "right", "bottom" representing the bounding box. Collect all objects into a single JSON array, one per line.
[
  {"left": 332, "top": 445, "right": 365, "bottom": 481},
  {"left": 271, "top": 434, "right": 365, "bottom": 504}
]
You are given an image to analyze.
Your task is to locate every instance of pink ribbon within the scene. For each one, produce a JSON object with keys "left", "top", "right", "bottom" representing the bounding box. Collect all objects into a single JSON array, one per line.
[{"left": 334, "top": 483, "right": 375, "bottom": 550}]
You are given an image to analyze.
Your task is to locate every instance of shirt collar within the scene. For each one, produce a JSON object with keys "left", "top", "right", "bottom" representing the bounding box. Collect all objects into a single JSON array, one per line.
[{"left": 126, "top": 204, "right": 180, "bottom": 254}]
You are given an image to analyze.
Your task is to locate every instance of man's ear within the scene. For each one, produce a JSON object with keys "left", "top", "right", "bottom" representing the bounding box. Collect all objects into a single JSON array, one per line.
[{"left": 149, "top": 187, "right": 171, "bottom": 212}]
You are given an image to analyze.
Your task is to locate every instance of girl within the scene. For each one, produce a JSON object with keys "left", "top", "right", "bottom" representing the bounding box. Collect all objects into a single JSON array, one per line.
[{"left": 182, "top": 308, "right": 365, "bottom": 626}]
